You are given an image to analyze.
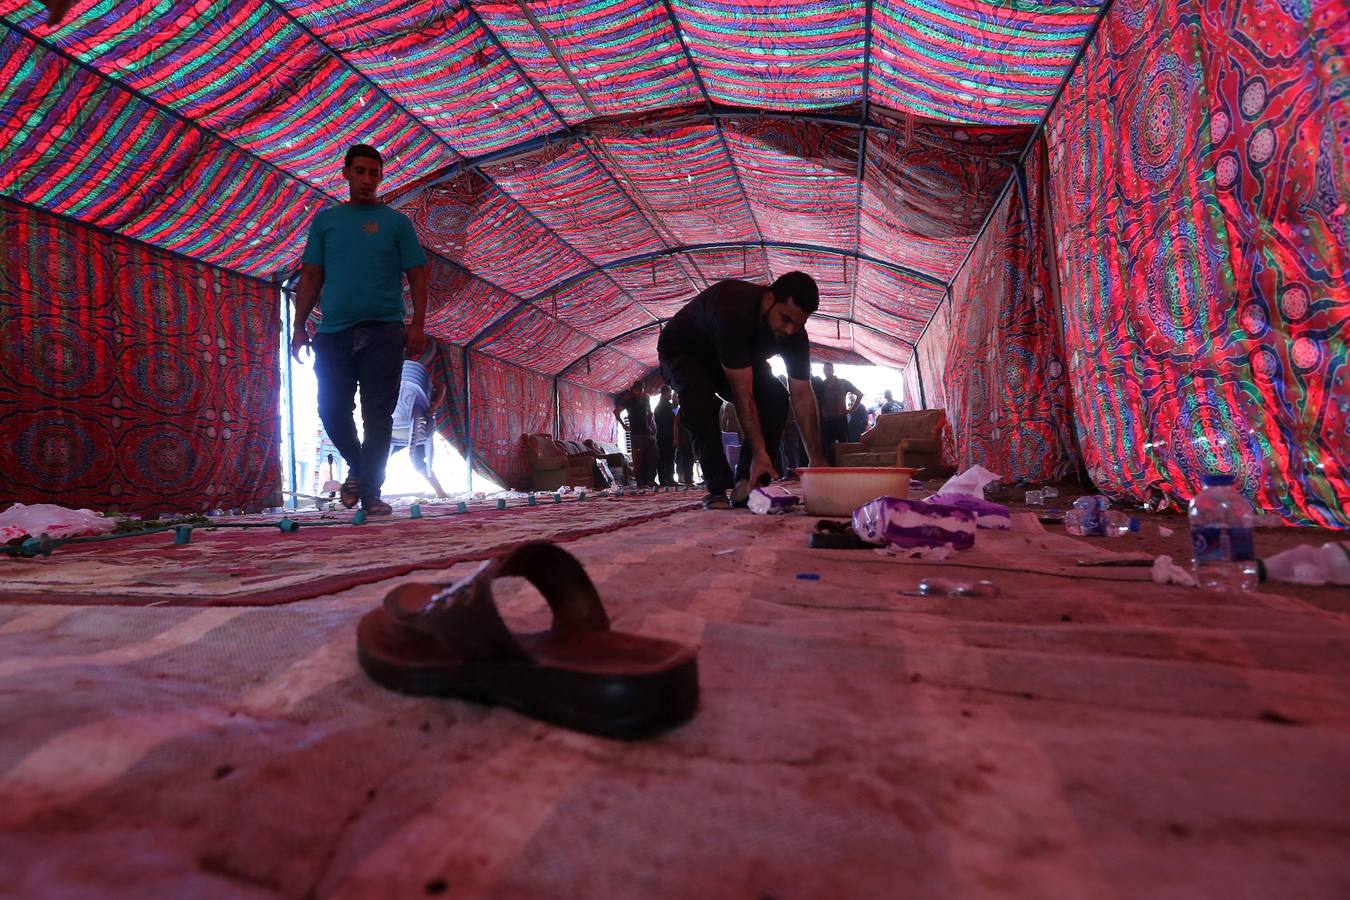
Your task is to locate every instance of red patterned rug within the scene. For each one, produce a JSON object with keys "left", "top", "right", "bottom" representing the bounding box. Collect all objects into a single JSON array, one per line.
[{"left": 0, "top": 492, "right": 699, "bottom": 607}]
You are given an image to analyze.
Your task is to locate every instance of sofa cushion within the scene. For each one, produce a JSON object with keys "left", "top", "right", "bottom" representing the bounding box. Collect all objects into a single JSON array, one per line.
[{"left": 523, "top": 433, "right": 561, "bottom": 459}]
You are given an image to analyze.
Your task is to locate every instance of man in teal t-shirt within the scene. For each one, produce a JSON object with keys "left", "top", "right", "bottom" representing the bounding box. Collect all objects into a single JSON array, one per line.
[{"left": 290, "top": 144, "right": 428, "bottom": 516}]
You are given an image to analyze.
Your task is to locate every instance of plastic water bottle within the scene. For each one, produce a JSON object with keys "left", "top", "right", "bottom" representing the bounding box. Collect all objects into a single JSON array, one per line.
[
  {"left": 1066, "top": 503, "right": 1137, "bottom": 537},
  {"left": 1100, "top": 511, "right": 1139, "bottom": 537},
  {"left": 1189, "top": 474, "right": 1257, "bottom": 591},
  {"left": 1066, "top": 496, "right": 1136, "bottom": 536}
]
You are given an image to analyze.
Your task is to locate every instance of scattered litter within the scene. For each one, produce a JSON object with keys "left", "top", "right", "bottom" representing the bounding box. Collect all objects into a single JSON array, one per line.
[
  {"left": 795, "top": 572, "right": 821, "bottom": 580},
  {"left": 748, "top": 485, "right": 800, "bottom": 515},
  {"left": 924, "top": 492, "right": 1010, "bottom": 529},
  {"left": 1152, "top": 555, "right": 1199, "bottom": 587},
  {"left": 0, "top": 503, "right": 117, "bottom": 543},
  {"left": 901, "top": 578, "right": 1000, "bottom": 598},
  {"left": 713, "top": 548, "right": 736, "bottom": 556},
  {"left": 1158, "top": 526, "right": 1175, "bottom": 537},
  {"left": 1262, "top": 542, "right": 1350, "bottom": 586},
  {"left": 934, "top": 465, "right": 1001, "bottom": 498},
  {"left": 852, "top": 497, "right": 976, "bottom": 551}
]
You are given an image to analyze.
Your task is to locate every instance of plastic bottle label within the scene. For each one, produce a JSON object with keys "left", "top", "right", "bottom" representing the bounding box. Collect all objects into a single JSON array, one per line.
[{"left": 1191, "top": 526, "right": 1255, "bottom": 562}]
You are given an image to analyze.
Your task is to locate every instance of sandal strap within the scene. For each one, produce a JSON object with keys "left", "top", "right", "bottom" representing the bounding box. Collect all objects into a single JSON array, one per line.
[{"left": 381, "top": 542, "right": 610, "bottom": 663}]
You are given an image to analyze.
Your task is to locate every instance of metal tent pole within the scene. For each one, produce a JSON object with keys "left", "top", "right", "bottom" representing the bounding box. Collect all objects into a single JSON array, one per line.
[
  {"left": 462, "top": 346, "right": 473, "bottom": 493},
  {"left": 280, "top": 281, "right": 299, "bottom": 510},
  {"left": 553, "top": 376, "right": 561, "bottom": 439}
]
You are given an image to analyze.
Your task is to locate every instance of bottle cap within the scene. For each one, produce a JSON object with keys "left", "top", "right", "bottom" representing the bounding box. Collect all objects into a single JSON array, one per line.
[{"left": 1202, "top": 474, "right": 1235, "bottom": 487}]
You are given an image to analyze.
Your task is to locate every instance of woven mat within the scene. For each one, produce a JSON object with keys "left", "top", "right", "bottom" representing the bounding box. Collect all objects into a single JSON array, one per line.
[{"left": 0, "top": 492, "right": 699, "bottom": 607}]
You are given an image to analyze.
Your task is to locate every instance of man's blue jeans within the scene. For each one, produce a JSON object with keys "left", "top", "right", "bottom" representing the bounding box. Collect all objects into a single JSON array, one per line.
[{"left": 313, "top": 321, "right": 405, "bottom": 499}]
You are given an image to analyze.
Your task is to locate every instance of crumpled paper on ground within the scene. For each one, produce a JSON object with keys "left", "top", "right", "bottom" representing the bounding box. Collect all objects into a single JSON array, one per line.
[
  {"left": 0, "top": 503, "right": 117, "bottom": 543},
  {"left": 934, "top": 465, "right": 1002, "bottom": 498},
  {"left": 1263, "top": 542, "right": 1350, "bottom": 586},
  {"left": 1152, "top": 555, "right": 1198, "bottom": 587}
]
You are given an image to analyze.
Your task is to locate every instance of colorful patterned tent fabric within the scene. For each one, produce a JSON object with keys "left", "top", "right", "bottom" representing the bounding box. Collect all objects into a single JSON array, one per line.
[
  {"left": 0, "top": 199, "right": 280, "bottom": 514},
  {"left": 0, "top": 0, "right": 1345, "bottom": 519},
  {"left": 0, "top": 0, "right": 1097, "bottom": 378},
  {"left": 1043, "top": 0, "right": 1349, "bottom": 526}
]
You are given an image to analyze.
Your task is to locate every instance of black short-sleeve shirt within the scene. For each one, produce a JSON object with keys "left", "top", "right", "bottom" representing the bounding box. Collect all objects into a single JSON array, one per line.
[
  {"left": 659, "top": 280, "right": 811, "bottom": 380},
  {"left": 619, "top": 392, "right": 653, "bottom": 436}
]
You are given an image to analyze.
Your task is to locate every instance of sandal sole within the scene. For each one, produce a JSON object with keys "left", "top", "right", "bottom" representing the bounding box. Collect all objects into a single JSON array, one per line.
[{"left": 356, "top": 610, "right": 699, "bottom": 741}]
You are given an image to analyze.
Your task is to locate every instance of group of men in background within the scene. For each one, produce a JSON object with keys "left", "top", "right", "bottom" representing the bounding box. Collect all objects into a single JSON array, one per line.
[
  {"left": 294, "top": 143, "right": 903, "bottom": 513},
  {"left": 613, "top": 381, "right": 693, "bottom": 489},
  {"left": 618, "top": 361, "right": 909, "bottom": 492}
]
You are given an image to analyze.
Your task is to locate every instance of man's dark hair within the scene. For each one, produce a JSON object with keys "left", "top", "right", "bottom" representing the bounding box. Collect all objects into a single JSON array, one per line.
[
  {"left": 345, "top": 144, "right": 383, "bottom": 169},
  {"left": 631, "top": 379, "right": 644, "bottom": 392},
  {"left": 771, "top": 271, "right": 819, "bottom": 315}
]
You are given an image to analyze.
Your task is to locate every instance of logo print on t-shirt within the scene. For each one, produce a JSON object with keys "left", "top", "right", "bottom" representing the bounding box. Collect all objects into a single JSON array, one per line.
[{"left": 363, "top": 221, "right": 380, "bottom": 235}]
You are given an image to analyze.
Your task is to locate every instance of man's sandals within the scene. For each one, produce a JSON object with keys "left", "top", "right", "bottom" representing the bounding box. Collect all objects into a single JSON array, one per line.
[
  {"left": 362, "top": 497, "right": 393, "bottom": 516},
  {"left": 356, "top": 542, "right": 699, "bottom": 739},
  {"left": 339, "top": 476, "right": 361, "bottom": 509}
]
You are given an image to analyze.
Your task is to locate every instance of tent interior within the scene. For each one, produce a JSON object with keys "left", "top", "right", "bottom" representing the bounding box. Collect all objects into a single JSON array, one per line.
[{"left": 1, "top": 0, "right": 1348, "bottom": 896}]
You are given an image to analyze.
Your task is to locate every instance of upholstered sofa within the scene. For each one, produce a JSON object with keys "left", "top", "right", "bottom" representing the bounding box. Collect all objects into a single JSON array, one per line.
[
  {"left": 583, "top": 439, "right": 632, "bottom": 486},
  {"left": 522, "top": 434, "right": 598, "bottom": 491},
  {"left": 831, "top": 409, "right": 950, "bottom": 475}
]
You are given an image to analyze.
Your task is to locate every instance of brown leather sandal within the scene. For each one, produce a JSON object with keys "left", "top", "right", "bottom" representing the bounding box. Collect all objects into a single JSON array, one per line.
[
  {"left": 356, "top": 542, "right": 699, "bottom": 739},
  {"left": 339, "top": 475, "right": 361, "bottom": 509}
]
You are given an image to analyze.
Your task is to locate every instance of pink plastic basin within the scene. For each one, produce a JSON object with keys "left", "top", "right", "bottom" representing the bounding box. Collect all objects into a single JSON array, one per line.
[{"left": 798, "top": 466, "right": 918, "bottom": 517}]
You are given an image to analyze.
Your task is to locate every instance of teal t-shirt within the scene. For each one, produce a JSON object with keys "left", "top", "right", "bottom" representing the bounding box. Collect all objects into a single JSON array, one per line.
[{"left": 301, "top": 203, "right": 428, "bottom": 333}]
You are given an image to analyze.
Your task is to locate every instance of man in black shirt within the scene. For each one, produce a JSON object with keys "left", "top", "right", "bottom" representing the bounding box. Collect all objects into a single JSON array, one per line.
[
  {"left": 820, "top": 361, "right": 863, "bottom": 460},
  {"left": 614, "top": 379, "right": 657, "bottom": 488},
  {"left": 658, "top": 272, "right": 828, "bottom": 509},
  {"left": 653, "top": 385, "right": 677, "bottom": 488}
]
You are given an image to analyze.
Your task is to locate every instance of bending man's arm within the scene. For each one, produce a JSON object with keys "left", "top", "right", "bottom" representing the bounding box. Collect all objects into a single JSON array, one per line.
[
  {"left": 790, "top": 377, "right": 828, "bottom": 467},
  {"left": 290, "top": 263, "right": 323, "bottom": 361},
  {"left": 724, "top": 365, "right": 778, "bottom": 484}
]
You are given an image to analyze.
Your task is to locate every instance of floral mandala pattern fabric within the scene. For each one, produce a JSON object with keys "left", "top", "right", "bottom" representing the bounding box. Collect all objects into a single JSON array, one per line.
[
  {"left": 1046, "top": 0, "right": 1349, "bottom": 526},
  {"left": 0, "top": 199, "right": 281, "bottom": 514}
]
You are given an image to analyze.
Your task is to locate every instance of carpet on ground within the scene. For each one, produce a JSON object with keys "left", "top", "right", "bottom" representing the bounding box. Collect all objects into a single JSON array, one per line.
[{"left": 0, "top": 493, "right": 698, "bottom": 607}]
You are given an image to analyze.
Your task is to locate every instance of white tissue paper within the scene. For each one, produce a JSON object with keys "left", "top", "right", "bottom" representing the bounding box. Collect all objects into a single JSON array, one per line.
[
  {"left": 1263, "top": 542, "right": 1350, "bottom": 586},
  {"left": 1151, "top": 554, "right": 1198, "bottom": 587},
  {"left": 934, "top": 465, "right": 1002, "bottom": 499}
]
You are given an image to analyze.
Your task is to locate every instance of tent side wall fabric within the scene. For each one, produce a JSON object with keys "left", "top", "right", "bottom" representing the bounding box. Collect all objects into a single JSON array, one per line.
[
  {"left": 468, "top": 351, "right": 556, "bottom": 491},
  {"left": 1046, "top": 0, "right": 1349, "bottom": 527},
  {"left": 558, "top": 382, "right": 619, "bottom": 450},
  {"left": 0, "top": 198, "right": 281, "bottom": 514},
  {"left": 936, "top": 149, "right": 1080, "bottom": 482},
  {"left": 421, "top": 342, "right": 619, "bottom": 492}
]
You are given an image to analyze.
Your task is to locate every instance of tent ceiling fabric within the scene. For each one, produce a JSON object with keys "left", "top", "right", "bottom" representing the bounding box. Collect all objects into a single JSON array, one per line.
[{"left": 0, "top": 0, "right": 1102, "bottom": 388}]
